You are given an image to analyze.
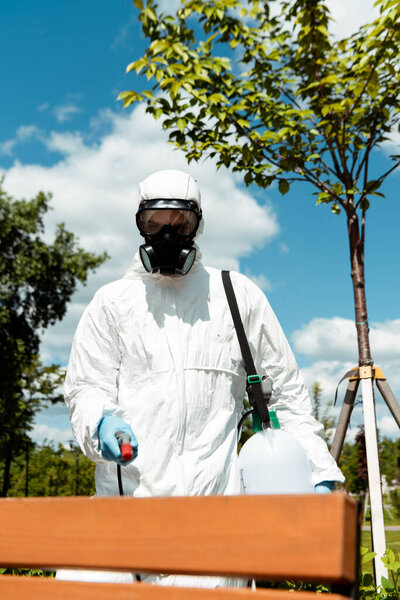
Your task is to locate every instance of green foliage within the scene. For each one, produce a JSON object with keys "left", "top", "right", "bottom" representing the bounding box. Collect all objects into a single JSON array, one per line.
[
  {"left": 0, "top": 568, "right": 54, "bottom": 577},
  {"left": 390, "top": 489, "right": 400, "bottom": 518},
  {"left": 120, "top": 0, "right": 400, "bottom": 215},
  {"left": 359, "top": 547, "right": 400, "bottom": 600},
  {"left": 0, "top": 182, "right": 107, "bottom": 496},
  {"left": 312, "top": 382, "right": 322, "bottom": 422},
  {"left": 257, "top": 547, "right": 400, "bottom": 596},
  {"left": 6, "top": 443, "right": 96, "bottom": 497},
  {"left": 382, "top": 549, "right": 400, "bottom": 599},
  {"left": 338, "top": 426, "right": 368, "bottom": 497},
  {"left": 339, "top": 438, "right": 363, "bottom": 495},
  {"left": 381, "top": 439, "right": 400, "bottom": 486},
  {"left": 338, "top": 433, "right": 399, "bottom": 497}
]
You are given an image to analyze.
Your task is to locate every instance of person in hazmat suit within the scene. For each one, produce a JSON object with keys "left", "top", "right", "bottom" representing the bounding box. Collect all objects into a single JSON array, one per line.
[{"left": 57, "top": 169, "right": 344, "bottom": 587}]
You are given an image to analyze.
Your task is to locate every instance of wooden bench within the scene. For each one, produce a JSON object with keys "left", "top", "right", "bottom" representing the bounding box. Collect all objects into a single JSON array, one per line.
[{"left": 0, "top": 493, "right": 360, "bottom": 599}]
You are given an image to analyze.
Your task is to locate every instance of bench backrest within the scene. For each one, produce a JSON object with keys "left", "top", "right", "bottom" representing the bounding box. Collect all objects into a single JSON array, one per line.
[{"left": 0, "top": 493, "right": 359, "bottom": 599}]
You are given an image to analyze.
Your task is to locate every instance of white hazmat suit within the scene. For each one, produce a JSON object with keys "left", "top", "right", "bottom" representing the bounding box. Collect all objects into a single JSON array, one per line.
[{"left": 58, "top": 170, "right": 344, "bottom": 587}]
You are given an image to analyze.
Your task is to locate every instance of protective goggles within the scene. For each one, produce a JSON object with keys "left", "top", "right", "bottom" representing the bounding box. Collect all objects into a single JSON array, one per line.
[{"left": 136, "top": 199, "right": 201, "bottom": 237}]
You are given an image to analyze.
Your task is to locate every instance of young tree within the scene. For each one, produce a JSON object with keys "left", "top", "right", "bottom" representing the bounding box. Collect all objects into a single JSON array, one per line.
[
  {"left": 120, "top": 0, "right": 400, "bottom": 371},
  {"left": 0, "top": 183, "right": 107, "bottom": 496}
]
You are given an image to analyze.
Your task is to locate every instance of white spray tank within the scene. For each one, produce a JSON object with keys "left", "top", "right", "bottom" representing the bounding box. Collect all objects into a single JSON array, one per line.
[{"left": 238, "top": 401, "right": 314, "bottom": 495}]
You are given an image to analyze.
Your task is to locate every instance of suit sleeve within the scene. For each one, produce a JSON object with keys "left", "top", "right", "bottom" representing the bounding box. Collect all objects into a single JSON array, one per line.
[{"left": 64, "top": 288, "right": 132, "bottom": 463}]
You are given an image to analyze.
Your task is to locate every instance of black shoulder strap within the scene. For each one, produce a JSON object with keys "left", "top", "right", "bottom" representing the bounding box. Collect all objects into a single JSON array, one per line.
[{"left": 221, "top": 270, "right": 270, "bottom": 425}]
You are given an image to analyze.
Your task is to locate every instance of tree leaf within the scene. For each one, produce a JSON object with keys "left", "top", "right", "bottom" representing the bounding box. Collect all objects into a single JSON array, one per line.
[
  {"left": 279, "top": 179, "right": 290, "bottom": 195},
  {"left": 177, "top": 118, "right": 187, "bottom": 132},
  {"left": 364, "top": 180, "right": 381, "bottom": 193},
  {"left": 244, "top": 172, "right": 252, "bottom": 186},
  {"left": 332, "top": 182, "right": 343, "bottom": 195},
  {"left": 316, "top": 192, "right": 332, "bottom": 205}
]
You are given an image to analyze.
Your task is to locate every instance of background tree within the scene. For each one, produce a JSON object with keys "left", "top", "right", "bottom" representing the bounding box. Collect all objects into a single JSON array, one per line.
[
  {"left": 8, "top": 443, "right": 96, "bottom": 497},
  {"left": 120, "top": 0, "right": 400, "bottom": 373},
  {"left": 338, "top": 425, "right": 368, "bottom": 498},
  {"left": 311, "top": 382, "right": 335, "bottom": 445},
  {"left": 311, "top": 382, "right": 322, "bottom": 423},
  {"left": 0, "top": 183, "right": 107, "bottom": 496},
  {"left": 355, "top": 426, "right": 369, "bottom": 498},
  {"left": 380, "top": 437, "right": 400, "bottom": 486},
  {"left": 338, "top": 434, "right": 398, "bottom": 502},
  {"left": 0, "top": 356, "right": 64, "bottom": 497}
]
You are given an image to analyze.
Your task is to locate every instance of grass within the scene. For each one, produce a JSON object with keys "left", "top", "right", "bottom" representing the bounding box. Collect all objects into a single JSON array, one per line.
[
  {"left": 363, "top": 506, "right": 400, "bottom": 526},
  {"left": 361, "top": 527, "right": 400, "bottom": 575},
  {"left": 360, "top": 501, "right": 400, "bottom": 574}
]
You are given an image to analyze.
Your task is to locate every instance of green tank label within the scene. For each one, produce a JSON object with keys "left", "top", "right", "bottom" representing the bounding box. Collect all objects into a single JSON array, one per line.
[{"left": 252, "top": 410, "right": 280, "bottom": 432}]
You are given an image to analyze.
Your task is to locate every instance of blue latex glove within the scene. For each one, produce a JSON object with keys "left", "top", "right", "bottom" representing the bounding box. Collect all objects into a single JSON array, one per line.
[
  {"left": 98, "top": 415, "right": 138, "bottom": 465},
  {"left": 315, "top": 480, "right": 335, "bottom": 494}
]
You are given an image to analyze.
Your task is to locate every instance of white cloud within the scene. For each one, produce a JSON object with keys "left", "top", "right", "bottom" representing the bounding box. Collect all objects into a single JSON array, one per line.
[
  {"left": 244, "top": 270, "right": 273, "bottom": 292},
  {"left": 111, "top": 13, "right": 139, "bottom": 50},
  {"left": 292, "top": 317, "right": 400, "bottom": 363},
  {"left": 299, "top": 359, "right": 399, "bottom": 442},
  {"left": 293, "top": 317, "right": 357, "bottom": 361},
  {"left": 381, "top": 133, "right": 400, "bottom": 159},
  {"left": 0, "top": 125, "right": 41, "bottom": 156},
  {"left": 16, "top": 125, "right": 40, "bottom": 141},
  {"left": 53, "top": 102, "right": 81, "bottom": 123},
  {"left": 45, "top": 131, "right": 87, "bottom": 155},
  {"left": 41, "top": 302, "right": 89, "bottom": 366},
  {"left": 300, "top": 359, "right": 356, "bottom": 399},
  {"left": 326, "top": 0, "right": 379, "bottom": 40},
  {"left": 378, "top": 415, "right": 399, "bottom": 439},
  {"left": 294, "top": 317, "right": 400, "bottom": 440},
  {"left": 371, "top": 320, "right": 400, "bottom": 361},
  {"left": 157, "top": 0, "right": 181, "bottom": 13},
  {"left": 0, "top": 139, "right": 15, "bottom": 156},
  {"left": 122, "top": 0, "right": 380, "bottom": 46},
  {"left": 2, "top": 103, "right": 279, "bottom": 367},
  {"left": 3, "top": 104, "right": 278, "bottom": 268},
  {"left": 29, "top": 423, "right": 74, "bottom": 446},
  {"left": 37, "top": 102, "right": 50, "bottom": 112}
]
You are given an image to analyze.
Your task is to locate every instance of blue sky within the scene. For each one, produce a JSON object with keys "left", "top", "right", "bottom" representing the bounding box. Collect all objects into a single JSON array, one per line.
[{"left": 1, "top": 0, "right": 399, "bottom": 445}]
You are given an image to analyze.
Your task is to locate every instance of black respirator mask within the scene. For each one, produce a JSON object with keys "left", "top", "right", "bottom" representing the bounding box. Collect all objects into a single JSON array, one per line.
[{"left": 136, "top": 199, "right": 202, "bottom": 276}]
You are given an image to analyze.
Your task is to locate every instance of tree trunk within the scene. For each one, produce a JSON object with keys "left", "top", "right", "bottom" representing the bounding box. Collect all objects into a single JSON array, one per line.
[{"left": 347, "top": 211, "right": 373, "bottom": 366}]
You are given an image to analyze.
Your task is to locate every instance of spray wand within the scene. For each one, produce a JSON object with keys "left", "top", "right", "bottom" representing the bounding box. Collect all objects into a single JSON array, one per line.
[
  {"left": 115, "top": 431, "right": 134, "bottom": 497},
  {"left": 115, "top": 431, "right": 141, "bottom": 583}
]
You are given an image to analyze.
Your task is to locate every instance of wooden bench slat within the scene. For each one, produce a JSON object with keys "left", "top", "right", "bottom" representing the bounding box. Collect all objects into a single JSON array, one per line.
[
  {"left": 0, "top": 576, "right": 352, "bottom": 600},
  {"left": 0, "top": 494, "right": 357, "bottom": 583}
]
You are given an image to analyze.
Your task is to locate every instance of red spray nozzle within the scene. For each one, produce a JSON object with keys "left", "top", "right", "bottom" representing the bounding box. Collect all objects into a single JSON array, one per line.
[
  {"left": 120, "top": 443, "right": 133, "bottom": 462},
  {"left": 115, "top": 431, "right": 133, "bottom": 462}
]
